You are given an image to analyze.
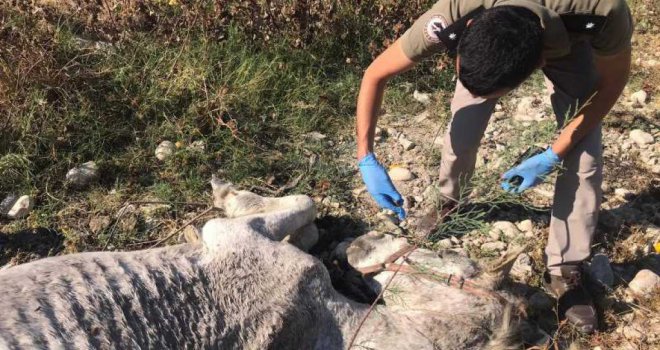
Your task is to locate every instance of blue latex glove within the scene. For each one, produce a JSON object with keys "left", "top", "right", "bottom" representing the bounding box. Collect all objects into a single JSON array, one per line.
[
  {"left": 358, "top": 153, "right": 406, "bottom": 219},
  {"left": 501, "top": 148, "right": 560, "bottom": 194}
]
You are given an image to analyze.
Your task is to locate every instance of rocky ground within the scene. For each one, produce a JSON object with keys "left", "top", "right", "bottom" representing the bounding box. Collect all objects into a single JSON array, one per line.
[
  {"left": 311, "top": 44, "right": 660, "bottom": 349},
  {"left": 1, "top": 1, "right": 659, "bottom": 349}
]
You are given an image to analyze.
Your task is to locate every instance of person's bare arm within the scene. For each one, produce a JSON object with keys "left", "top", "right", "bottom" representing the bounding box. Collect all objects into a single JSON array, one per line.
[
  {"left": 551, "top": 47, "right": 631, "bottom": 158},
  {"left": 356, "top": 39, "right": 417, "bottom": 160}
]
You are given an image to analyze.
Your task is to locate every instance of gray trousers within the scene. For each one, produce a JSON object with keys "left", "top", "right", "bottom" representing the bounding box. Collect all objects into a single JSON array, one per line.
[{"left": 438, "top": 41, "right": 602, "bottom": 275}]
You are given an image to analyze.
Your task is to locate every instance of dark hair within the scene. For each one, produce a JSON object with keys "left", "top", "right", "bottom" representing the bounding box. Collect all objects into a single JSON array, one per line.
[{"left": 457, "top": 6, "right": 543, "bottom": 97}]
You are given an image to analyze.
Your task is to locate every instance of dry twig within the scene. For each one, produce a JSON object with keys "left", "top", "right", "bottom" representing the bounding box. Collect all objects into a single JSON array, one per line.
[{"left": 149, "top": 206, "right": 215, "bottom": 249}]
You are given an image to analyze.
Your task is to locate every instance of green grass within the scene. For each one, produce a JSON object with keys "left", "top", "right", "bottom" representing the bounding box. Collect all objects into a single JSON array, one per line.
[{"left": 0, "top": 8, "right": 439, "bottom": 250}]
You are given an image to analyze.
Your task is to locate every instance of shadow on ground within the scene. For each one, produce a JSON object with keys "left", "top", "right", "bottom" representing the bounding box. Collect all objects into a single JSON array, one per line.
[{"left": 0, "top": 227, "right": 65, "bottom": 267}]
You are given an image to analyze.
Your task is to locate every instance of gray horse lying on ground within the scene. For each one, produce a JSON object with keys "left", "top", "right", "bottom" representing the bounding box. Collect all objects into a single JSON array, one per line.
[{"left": 0, "top": 179, "right": 523, "bottom": 349}]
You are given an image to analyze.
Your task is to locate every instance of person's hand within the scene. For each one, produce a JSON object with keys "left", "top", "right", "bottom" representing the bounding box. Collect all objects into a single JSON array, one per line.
[
  {"left": 358, "top": 153, "right": 406, "bottom": 219},
  {"left": 501, "top": 148, "right": 560, "bottom": 194}
]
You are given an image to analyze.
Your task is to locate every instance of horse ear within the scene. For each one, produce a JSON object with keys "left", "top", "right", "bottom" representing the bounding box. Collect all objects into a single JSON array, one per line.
[
  {"left": 210, "top": 175, "right": 235, "bottom": 209},
  {"left": 486, "top": 244, "right": 528, "bottom": 275},
  {"left": 479, "top": 244, "right": 528, "bottom": 288}
]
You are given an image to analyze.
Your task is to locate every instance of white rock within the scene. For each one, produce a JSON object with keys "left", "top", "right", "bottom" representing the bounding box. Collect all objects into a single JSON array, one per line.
[
  {"left": 601, "top": 181, "right": 612, "bottom": 193},
  {"left": 155, "top": 141, "right": 175, "bottom": 161},
  {"left": 304, "top": 132, "right": 327, "bottom": 141},
  {"left": 6, "top": 195, "right": 32, "bottom": 219},
  {"left": 513, "top": 96, "right": 545, "bottom": 122},
  {"left": 189, "top": 140, "right": 206, "bottom": 151},
  {"left": 386, "top": 127, "right": 400, "bottom": 139},
  {"left": 623, "top": 326, "right": 644, "bottom": 341},
  {"left": 413, "top": 90, "right": 432, "bottom": 104},
  {"left": 630, "top": 90, "right": 647, "bottom": 106},
  {"left": 414, "top": 111, "right": 430, "bottom": 122},
  {"left": 398, "top": 136, "right": 416, "bottom": 151},
  {"left": 437, "top": 238, "right": 453, "bottom": 249},
  {"left": 629, "top": 129, "right": 654, "bottom": 146},
  {"left": 645, "top": 225, "right": 660, "bottom": 240},
  {"left": 388, "top": 167, "right": 414, "bottom": 181},
  {"left": 644, "top": 59, "right": 658, "bottom": 68},
  {"left": 614, "top": 188, "right": 635, "bottom": 200},
  {"left": 510, "top": 253, "right": 533, "bottom": 281},
  {"left": 588, "top": 253, "right": 614, "bottom": 288},
  {"left": 374, "top": 127, "right": 383, "bottom": 137},
  {"left": 516, "top": 220, "right": 534, "bottom": 234},
  {"left": 66, "top": 161, "right": 99, "bottom": 188},
  {"left": 489, "top": 221, "right": 520, "bottom": 239},
  {"left": 352, "top": 186, "right": 366, "bottom": 196},
  {"left": 433, "top": 135, "right": 444, "bottom": 147},
  {"left": 628, "top": 269, "right": 660, "bottom": 297},
  {"left": 492, "top": 111, "right": 506, "bottom": 121},
  {"left": 481, "top": 241, "right": 507, "bottom": 252}
]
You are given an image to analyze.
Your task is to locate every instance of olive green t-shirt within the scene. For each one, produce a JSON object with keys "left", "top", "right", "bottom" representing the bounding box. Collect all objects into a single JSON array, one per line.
[{"left": 400, "top": 0, "right": 633, "bottom": 61}]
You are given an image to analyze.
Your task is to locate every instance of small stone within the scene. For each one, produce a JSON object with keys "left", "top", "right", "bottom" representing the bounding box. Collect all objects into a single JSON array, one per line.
[
  {"left": 629, "top": 129, "right": 654, "bottom": 146},
  {"left": 433, "top": 135, "right": 444, "bottom": 146},
  {"left": 66, "top": 161, "right": 99, "bottom": 189},
  {"left": 630, "top": 90, "right": 647, "bottom": 106},
  {"left": 628, "top": 269, "right": 660, "bottom": 297},
  {"left": 388, "top": 167, "right": 414, "bottom": 181},
  {"left": 514, "top": 96, "right": 545, "bottom": 122},
  {"left": 516, "top": 220, "right": 534, "bottom": 234},
  {"left": 601, "top": 181, "right": 612, "bottom": 193},
  {"left": 623, "top": 326, "right": 644, "bottom": 341},
  {"left": 386, "top": 127, "right": 400, "bottom": 138},
  {"left": 644, "top": 59, "right": 658, "bottom": 68},
  {"left": 492, "top": 111, "right": 506, "bottom": 121},
  {"left": 189, "top": 140, "right": 206, "bottom": 151},
  {"left": 495, "top": 104, "right": 503, "bottom": 111},
  {"left": 398, "top": 136, "right": 416, "bottom": 151},
  {"left": 450, "top": 236, "right": 461, "bottom": 245},
  {"left": 304, "top": 132, "right": 327, "bottom": 141},
  {"left": 645, "top": 225, "right": 660, "bottom": 240},
  {"left": 489, "top": 221, "right": 520, "bottom": 239},
  {"left": 6, "top": 195, "right": 32, "bottom": 219},
  {"left": 352, "top": 186, "right": 366, "bottom": 196},
  {"left": 588, "top": 253, "right": 614, "bottom": 289},
  {"left": 155, "top": 141, "right": 175, "bottom": 161},
  {"left": 175, "top": 141, "right": 184, "bottom": 148},
  {"left": 481, "top": 241, "right": 507, "bottom": 252},
  {"left": 414, "top": 111, "right": 430, "bottom": 122},
  {"left": 614, "top": 188, "right": 635, "bottom": 200},
  {"left": 437, "top": 238, "right": 453, "bottom": 249},
  {"left": 510, "top": 253, "right": 533, "bottom": 281},
  {"left": 413, "top": 90, "right": 432, "bottom": 104},
  {"left": 89, "top": 215, "right": 111, "bottom": 234},
  {"left": 374, "top": 127, "right": 383, "bottom": 136}
]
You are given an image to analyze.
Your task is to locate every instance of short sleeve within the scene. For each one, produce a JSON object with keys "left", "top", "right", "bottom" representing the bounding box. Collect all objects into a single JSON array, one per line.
[
  {"left": 400, "top": 2, "right": 453, "bottom": 62},
  {"left": 592, "top": 0, "right": 633, "bottom": 56}
]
